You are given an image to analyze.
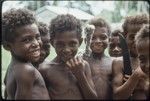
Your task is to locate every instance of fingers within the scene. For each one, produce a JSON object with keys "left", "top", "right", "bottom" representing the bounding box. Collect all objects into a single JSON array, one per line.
[{"left": 66, "top": 56, "right": 84, "bottom": 68}]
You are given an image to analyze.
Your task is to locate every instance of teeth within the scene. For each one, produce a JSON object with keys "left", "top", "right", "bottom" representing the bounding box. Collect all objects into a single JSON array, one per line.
[{"left": 31, "top": 50, "right": 40, "bottom": 57}]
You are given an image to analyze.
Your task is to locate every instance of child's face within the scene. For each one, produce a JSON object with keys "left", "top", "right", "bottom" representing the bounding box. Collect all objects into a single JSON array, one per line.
[
  {"left": 39, "top": 34, "right": 50, "bottom": 63},
  {"left": 90, "top": 27, "right": 108, "bottom": 54},
  {"left": 126, "top": 26, "right": 142, "bottom": 58},
  {"left": 9, "top": 23, "right": 42, "bottom": 63},
  {"left": 52, "top": 30, "right": 81, "bottom": 62},
  {"left": 137, "top": 41, "right": 149, "bottom": 75},
  {"left": 109, "top": 36, "right": 122, "bottom": 57}
]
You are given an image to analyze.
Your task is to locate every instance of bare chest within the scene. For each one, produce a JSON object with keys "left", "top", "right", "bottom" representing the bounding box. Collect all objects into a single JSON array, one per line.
[{"left": 47, "top": 66, "right": 82, "bottom": 99}]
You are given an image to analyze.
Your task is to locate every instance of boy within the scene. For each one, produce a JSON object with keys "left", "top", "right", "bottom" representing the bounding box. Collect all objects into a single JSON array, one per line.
[
  {"left": 38, "top": 14, "right": 97, "bottom": 100},
  {"left": 33, "top": 22, "right": 51, "bottom": 67},
  {"left": 109, "top": 29, "right": 122, "bottom": 57},
  {"left": 135, "top": 24, "right": 149, "bottom": 98},
  {"left": 112, "top": 13, "right": 149, "bottom": 99},
  {"left": 4, "top": 21, "right": 51, "bottom": 99},
  {"left": 83, "top": 17, "right": 113, "bottom": 99},
  {"left": 2, "top": 8, "right": 50, "bottom": 100}
]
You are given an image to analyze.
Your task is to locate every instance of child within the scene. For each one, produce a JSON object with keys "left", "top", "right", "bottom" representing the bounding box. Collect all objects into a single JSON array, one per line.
[
  {"left": 135, "top": 24, "right": 149, "bottom": 98},
  {"left": 38, "top": 14, "right": 97, "bottom": 100},
  {"left": 3, "top": 21, "right": 51, "bottom": 99},
  {"left": 112, "top": 13, "right": 149, "bottom": 100},
  {"left": 2, "top": 8, "right": 50, "bottom": 100},
  {"left": 83, "top": 17, "right": 113, "bottom": 99},
  {"left": 33, "top": 22, "right": 51, "bottom": 67},
  {"left": 109, "top": 29, "right": 122, "bottom": 57}
]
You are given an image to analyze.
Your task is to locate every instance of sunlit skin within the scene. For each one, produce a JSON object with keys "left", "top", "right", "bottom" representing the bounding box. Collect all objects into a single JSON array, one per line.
[
  {"left": 109, "top": 36, "right": 122, "bottom": 57},
  {"left": 112, "top": 26, "right": 149, "bottom": 100},
  {"left": 4, "top": 24, "right": 50, "bottom": 100},
  {"left": 84, "top": 26, "right": 114, "bottom": 99},
  {"left": 38, "top": 30, "right": 97, "bottom": 99}
]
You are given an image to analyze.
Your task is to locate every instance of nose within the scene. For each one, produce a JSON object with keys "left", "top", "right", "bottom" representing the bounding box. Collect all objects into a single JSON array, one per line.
[
  {"left": 62, "top": 47, "right": 71, "bottom": 54},
  {"left": 31, "top": 38, "right": 39, "bottom": 48},
  {"left": 113, "top": 46, "right": 120, "bottom": 52}
]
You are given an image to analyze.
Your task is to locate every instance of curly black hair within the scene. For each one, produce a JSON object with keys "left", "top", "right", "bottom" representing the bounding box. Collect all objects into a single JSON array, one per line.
[
  {"left": 2, "top": 8, "right": 36, "bottom": 44},
  {"left": 49, "top": 14, "right": 82, "bottom": 40},
  {"left": 38, "top": 21, "right": 49, "bottom": 36},
  {"left": 122, "top": 13, "right": 149, "bottom": 35},
  {"left": 135, "top": 24, "right": 149, "bottom": 46},
  {"left": 111, "top": 29, "right": 122, "bottom": 37},
  {"left": 88, "top": 17, "right": 111, "bottom": 36}
]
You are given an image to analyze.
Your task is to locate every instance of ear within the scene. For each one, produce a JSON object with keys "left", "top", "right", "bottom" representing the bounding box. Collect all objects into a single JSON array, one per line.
[
  {"left": 108, "top": 37, "right": 111, "bottom": 42},
  {"left": 79, "top": 38, "right": 83, "bottom": 46},
  {"left": 2, "top": 42, "right": 11, "bottom": 51},
  {"left": 50, "top": 39, "right": 54, "bottom": 47}
]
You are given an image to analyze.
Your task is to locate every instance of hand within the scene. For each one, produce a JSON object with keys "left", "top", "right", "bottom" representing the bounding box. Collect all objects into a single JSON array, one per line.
[
  {"left": 134, "top": 67, "right": 147, "bottom": 79},
  {"left": 66, "top": 56, "right": 86, "bottom": 77}
]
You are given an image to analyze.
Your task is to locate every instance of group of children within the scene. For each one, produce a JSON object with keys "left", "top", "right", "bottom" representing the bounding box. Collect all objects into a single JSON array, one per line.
[{"left": 2, "top": 8, "right": 149, "bottom": 100}]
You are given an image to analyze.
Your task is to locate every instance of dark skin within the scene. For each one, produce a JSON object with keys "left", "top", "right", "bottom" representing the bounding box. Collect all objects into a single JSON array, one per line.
[
  {"left": 38, "top": 33, "right": 51, "bottom": 63},
  {"left": 38, "top": 30, "right": 97, "bottom": 100},
  {"left": 4, "top": 29, "right": 51, "bottom": 99},
  {"left": 112, "top": 28, "right": 148, "bottom": 100},
  {"left": 32, "top": 32, "right": 51, "bottom": 67},
  {"left": 136, "top": 40, "right": 149, "bottom": 99},
  {"left": 4, "top": 24, "right": 50, "bottom": 100},
  {"left": 84, "top": 27, "right": 114, "bottom": 99},
  {"left": 109, "top": 36, "right": 122, "bottom": 57}
]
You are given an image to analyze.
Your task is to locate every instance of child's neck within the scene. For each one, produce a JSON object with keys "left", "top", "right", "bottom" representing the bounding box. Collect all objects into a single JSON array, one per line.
[
  {"left": 91, "top": 52, "right": 105, "bottom": 60},
  {"left": 11, "top": 55, "right": 29, "bottom": 64},
  {"left": 53, "top": 56, "right": 66, "bottom": 65}
]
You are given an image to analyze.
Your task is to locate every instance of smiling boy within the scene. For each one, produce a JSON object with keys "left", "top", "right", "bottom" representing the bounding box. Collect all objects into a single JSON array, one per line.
[
  {"left": 83, "top": 17, "right": 113, "bottom": 99},
  {"left": 38, "top": 14, "right": 97, "bottom": 100},
  {"left": 2, "top": 8, "right": 50, "bottom": 100}
]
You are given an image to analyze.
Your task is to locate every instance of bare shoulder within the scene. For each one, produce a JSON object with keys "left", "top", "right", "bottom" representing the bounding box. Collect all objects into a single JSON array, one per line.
[
  {"left": 14, "top": 63, "right": 36, "bottom": 82},
  {"left": 82, "top": 59, "right": 91, "bottom": 73},
  {"left": 112, "top": 58, "right": 123, "bottom": 71},
  {"left": 38, "top": 61, "right": 56, "bottom": 77},
  {"left": 38, "top": 61, "right": 50, "bottom": 71}
]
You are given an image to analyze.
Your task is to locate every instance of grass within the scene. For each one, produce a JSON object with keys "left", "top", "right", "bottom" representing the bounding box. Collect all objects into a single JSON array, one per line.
[{"left": 1, "top": 42, "right": 109, "bottom": 98}]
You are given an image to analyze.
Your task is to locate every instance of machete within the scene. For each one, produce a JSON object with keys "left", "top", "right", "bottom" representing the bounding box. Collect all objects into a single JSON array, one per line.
[{"left": 118, "top": 33, "right": 132, "bottom": 75}]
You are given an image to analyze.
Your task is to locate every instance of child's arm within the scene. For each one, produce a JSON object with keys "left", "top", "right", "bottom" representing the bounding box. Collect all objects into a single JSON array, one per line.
[
  {"left": 66, "top": 56, "right": 97, "bottom": 99},
  {"left": 15, "top": 65, "right": 35, "bottom": 99},
  {"left": 112, "top": 59, "right": 146, "bottom": 99}
]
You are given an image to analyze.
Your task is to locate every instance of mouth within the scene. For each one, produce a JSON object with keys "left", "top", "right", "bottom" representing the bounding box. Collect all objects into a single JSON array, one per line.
[
  {"left": 93, "top": 45, "right": 103, "bottom": 51},
  {"left": 30, "top": 49, "right": 40, "bottom": 57},
  {"left": 61, "top": 54, "right": 73, "bottom": 61}
]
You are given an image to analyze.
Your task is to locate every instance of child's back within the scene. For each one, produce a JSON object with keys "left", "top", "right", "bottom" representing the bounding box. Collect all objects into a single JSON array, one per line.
[
  {"left": 6, "top": 59, "right": 49, "bottom": 99},
  {"left": 2, "top": 8, "right": 50, "bottom": 100}
]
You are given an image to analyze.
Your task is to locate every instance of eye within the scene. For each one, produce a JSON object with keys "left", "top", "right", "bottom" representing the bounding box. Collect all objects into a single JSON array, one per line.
[
  {"left": 100, "top": 35, "right": 107, "bottom": 40},
  {"left": 92, "top": 36, "right": 96, "bottom": 40},
  {"left": 109, "top": 43, "right": 115, "bottom": 49},
  {"left": 36, "top": 34, "right": 41, "bottom": 40},
  {"left": 69, "top": 41, "right": 77, "bottom": 47},
  {"left": 22, "top": 37, "right": 32, "bottom": 43},
  {"left": 129, "top": 35, "right": 135, "bottom": 40}
]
